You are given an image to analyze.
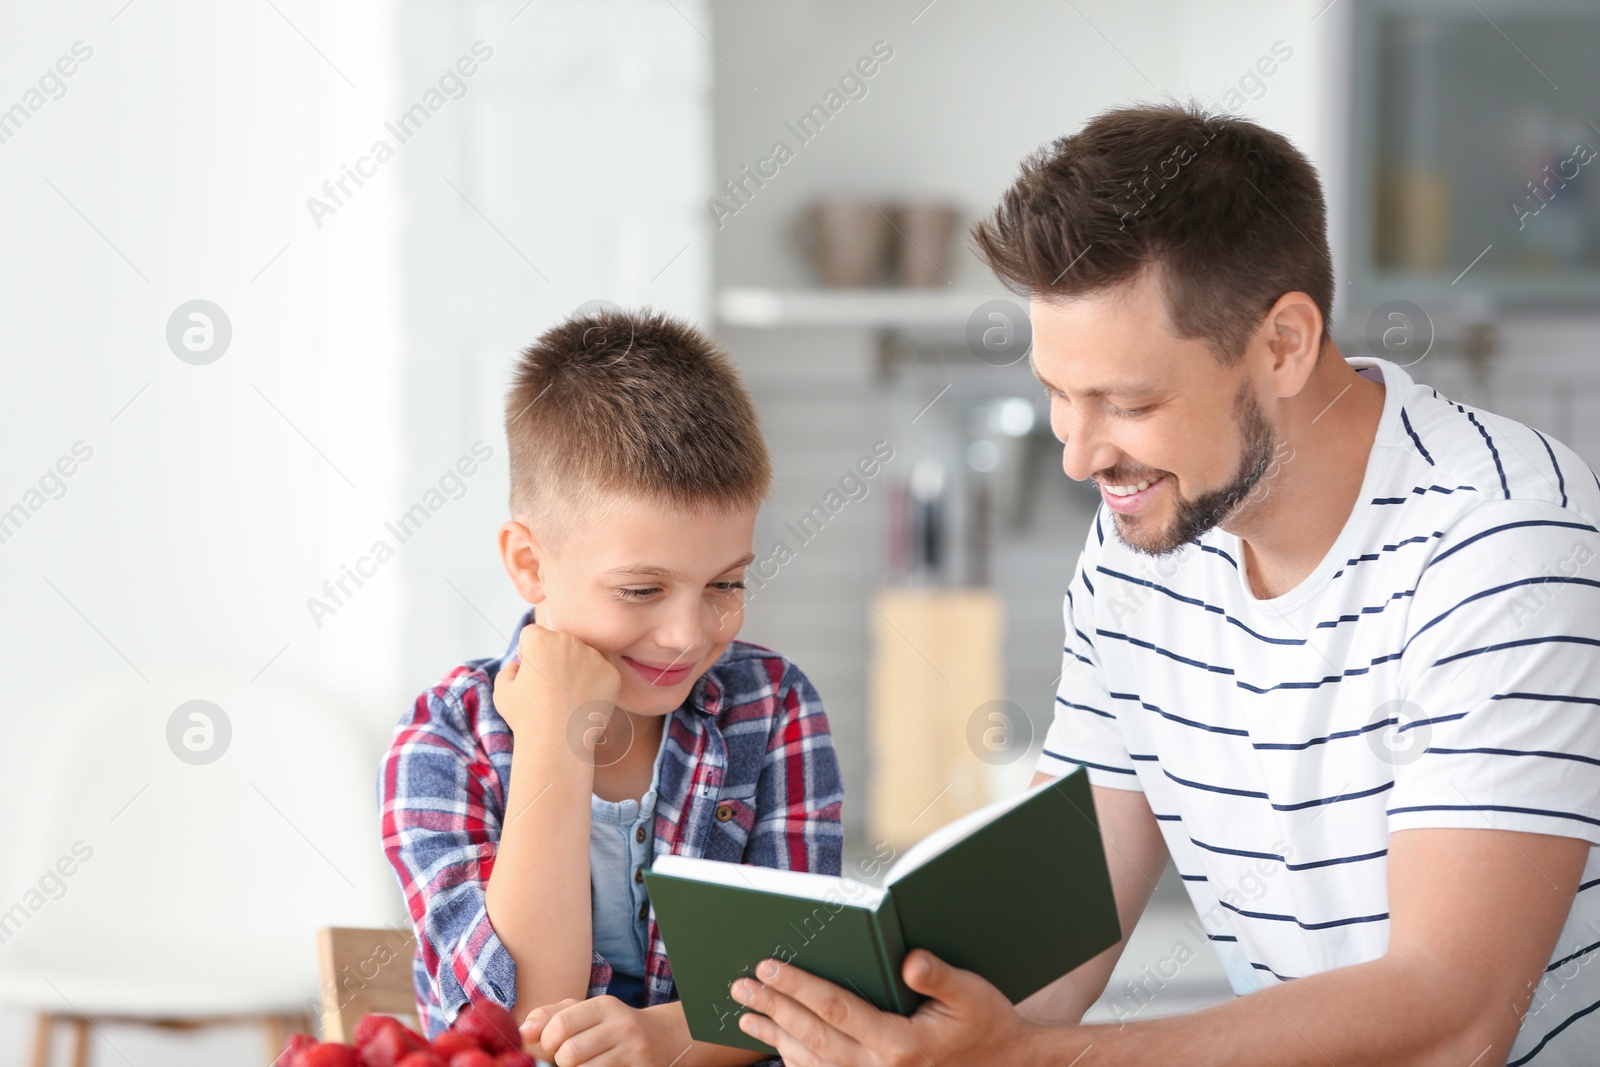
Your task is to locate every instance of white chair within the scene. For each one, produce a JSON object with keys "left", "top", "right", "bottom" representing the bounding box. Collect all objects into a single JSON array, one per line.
[{"left": 0, "top": 671, "right": 406, "bottom": 1066}]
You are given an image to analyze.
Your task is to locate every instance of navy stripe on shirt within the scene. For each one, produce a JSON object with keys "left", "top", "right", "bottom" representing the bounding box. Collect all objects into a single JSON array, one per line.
[
  {"left": 1425, "top": 745, "right": 1600, "bottom": 770},
  {"left": 1495, "top": 692, "right": 1600, "bottom": 709},
  {"left": 1252, "top": 717, "right": 1396, "bottom": 752},
  {"left": 1097, "top": 629, "right": 1237, "bottom": 675},
  {"left": 1219, "top": 897, "right": 1389, "bottom": 931},
  {"left": 1424, "top": 518, "right": 1599, "bottom": 572},
  {"left": 1097, "top": 566, "right": 1304, "bottom": 645},
  {"left": 1532, "top": 427, "right": 1568, "bottom": 508},
  {"left": 1402, "top": 576, "right": 1600, "bottom": 654},
  {"left": 1388, "top": 803, "right": 1600, "bottom": 830},
  {"left": 1188, "top": 835, "right": 1389, "bottom": 872},
  {"left": 1401, "top": 406, "right": 1435, "bottom": 466},
  {"left": 1056, "top": 695, "right": 1115, "bottom": 720},
  {"left": 1463, "top": 408, "right": 1510, "bottom": 498},
  {"left": 1312, "top": 587, "right": 1417, "bottom": 630},
  {"left": 1124, "top": 694, "right": 1248, "bottom": 737},
  {"left": 1507, "top": 996, "right": 1600, "bottom": 1066},
  {"left": 1328, "top": 532, "right": 1444, "bottom": 582},
  {"left": 1043, "top": 748, "right": 1136, "bottom": 775},
  {"left": 1431, "top": 634, "right": 1600, "bottom": 670}
]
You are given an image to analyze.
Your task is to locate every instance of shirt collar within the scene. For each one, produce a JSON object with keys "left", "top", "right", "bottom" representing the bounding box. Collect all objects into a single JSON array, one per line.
[{"left": 500, "top": 605, "right": 721, "bottom": 718}]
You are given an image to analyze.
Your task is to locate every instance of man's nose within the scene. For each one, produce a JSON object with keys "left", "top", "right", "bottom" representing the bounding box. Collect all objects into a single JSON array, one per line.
[{"left": 1054, "top": 402, "right": 1117, "bottom": 483}]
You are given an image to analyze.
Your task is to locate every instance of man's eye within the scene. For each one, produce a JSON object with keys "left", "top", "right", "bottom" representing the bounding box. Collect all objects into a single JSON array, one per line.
[
  {"left": 710, "top": 581, "right": 746, "bottom": 594},
  {"left": 1108, "top": 404, "right": 1148, "bottom": 417},
  {"left": 618, "top": 587, "right": 659, "bottom": 601}
]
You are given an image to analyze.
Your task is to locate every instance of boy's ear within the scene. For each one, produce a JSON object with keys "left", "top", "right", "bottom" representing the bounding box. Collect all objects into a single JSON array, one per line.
[{"left": 498, "top": 519, "right": 548, "bottom": 605}]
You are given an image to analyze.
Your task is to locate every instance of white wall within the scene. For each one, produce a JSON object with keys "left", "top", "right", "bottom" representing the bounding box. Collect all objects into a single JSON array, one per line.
[
  {"left": 708, "top": 0, "right": 1353, "bottom": 840},
  {"left": 0, "top": 1, "right": 409, "bottom": 1060},
  {"left": 393, "top": 0, "right": 714, "bottom": 694},
  {"left": 0, "top": 0, "right": 711, "bottom": 1063},
  {"left": 710, "top": 0, "right": 1346, "bottom": 290}
]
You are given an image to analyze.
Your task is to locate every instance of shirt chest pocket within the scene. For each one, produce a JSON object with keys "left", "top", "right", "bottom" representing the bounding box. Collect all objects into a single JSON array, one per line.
[{"left": 702, "top": 783, "right": 759, "bottom": 862}]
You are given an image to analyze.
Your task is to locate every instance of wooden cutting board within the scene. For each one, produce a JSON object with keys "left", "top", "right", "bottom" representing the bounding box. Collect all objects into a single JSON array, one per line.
[{"left": 867, "top": 587, "right": 1005, "bottom": 850}]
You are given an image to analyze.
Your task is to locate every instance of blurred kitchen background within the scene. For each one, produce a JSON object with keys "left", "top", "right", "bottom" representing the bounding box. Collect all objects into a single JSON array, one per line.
[{"left": 2, "top": 0, "right": 1597, "bottom": 1062}]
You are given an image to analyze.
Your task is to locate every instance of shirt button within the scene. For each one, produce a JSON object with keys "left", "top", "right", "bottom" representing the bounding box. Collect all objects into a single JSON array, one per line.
[
  {"left": 634, "top": 866, "right": 644, "bottom": 884},
  {"left": 715, "top": 803, "right": 734, "bottom": 822},
  {"left": 635, "top": 825, "right": 646, "bottom": 843},
  {"left": 638, "top": 902, "right": 649, "bottom": 921}
]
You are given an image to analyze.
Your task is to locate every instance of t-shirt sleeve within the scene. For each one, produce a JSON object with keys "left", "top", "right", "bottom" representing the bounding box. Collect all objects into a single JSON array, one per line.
[
  {"left": 1035, "top": 506, "right": 1143, "bottom": 790},
  {"left": 1388, "top": 497, "right": 1600, "bottom": 843}
]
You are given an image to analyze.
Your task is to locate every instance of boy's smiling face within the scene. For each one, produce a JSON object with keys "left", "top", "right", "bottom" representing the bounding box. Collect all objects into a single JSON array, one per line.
[{"left": 499, "top": 492, "right": 757, "bottom": 716}]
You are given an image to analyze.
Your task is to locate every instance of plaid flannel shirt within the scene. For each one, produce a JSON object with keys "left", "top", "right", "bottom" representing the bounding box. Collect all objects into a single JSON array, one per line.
[{"left": 379, "top": 605, "right": 844, "bottom": 1046}]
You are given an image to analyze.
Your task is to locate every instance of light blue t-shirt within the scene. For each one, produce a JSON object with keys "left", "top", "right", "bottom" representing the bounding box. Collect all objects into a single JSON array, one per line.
[{"left": 589, "top": 723, "right": 670, "bottom": 980}]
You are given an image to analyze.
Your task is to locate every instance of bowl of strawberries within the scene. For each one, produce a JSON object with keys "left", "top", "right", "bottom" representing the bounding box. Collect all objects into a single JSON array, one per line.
[{"left": 276, "top": 1000, "right": 537, "bottom": 1067}]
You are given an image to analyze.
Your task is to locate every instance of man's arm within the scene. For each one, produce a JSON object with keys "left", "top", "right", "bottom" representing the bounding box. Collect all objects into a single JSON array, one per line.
[
  {"left": 1016, "top": 775, "right": 1170, "bottom": 1027},
  {"left": 1036, "top": 825, "right": 1588, "bottom": 1065},
  {"left": 731, "top": 824, "right": 1588, "bottom": 1066}
]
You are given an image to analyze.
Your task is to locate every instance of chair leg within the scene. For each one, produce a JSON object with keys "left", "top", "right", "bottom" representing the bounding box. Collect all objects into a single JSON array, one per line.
[
  {"left": 29, "top": 1013, "right": 53, "bottom": 1067},
  {"left": 264, "top": 1014, "right": 299, "bottom": 1064},
  {"left": 68, "top": 1018, "right": 89, "bottom": 1067}
]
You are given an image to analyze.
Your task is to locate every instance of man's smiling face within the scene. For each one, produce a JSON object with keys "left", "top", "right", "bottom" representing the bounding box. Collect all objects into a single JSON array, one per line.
[{"left": 1030, "top": 269, "right": 1280, "bottom": 557}]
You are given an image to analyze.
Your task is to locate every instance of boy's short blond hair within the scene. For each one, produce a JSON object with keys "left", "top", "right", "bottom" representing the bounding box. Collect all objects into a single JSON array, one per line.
[{"left": 504, "top": 307, "right": 771, "bottom": 544}]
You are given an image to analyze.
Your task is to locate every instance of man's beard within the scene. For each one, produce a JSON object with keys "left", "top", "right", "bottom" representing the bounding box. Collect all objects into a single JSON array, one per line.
[{"left": 1110, "top": 381, "right": 1278, "bottom": 558}]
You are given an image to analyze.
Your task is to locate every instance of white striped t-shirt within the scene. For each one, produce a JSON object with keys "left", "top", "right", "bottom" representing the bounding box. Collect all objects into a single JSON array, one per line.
[{"left": 1037, "top": 355, "right": 1600, "bottom": 1066}]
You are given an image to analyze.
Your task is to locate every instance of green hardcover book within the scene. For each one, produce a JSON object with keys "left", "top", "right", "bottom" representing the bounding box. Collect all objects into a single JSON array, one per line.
[{"left": 644, "top": 766, "right": 1121, "bottom": 1054}]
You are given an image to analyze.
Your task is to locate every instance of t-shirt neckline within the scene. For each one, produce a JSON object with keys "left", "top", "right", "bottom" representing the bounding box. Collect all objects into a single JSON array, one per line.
[{"left": 1222, "top": 356, "right": 1401, "bottom": 615}]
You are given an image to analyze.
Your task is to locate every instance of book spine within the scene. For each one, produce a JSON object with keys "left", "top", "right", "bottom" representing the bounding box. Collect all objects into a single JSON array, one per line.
[{"left": 873, "top": 893, "right": 919, "bottom": 1015}]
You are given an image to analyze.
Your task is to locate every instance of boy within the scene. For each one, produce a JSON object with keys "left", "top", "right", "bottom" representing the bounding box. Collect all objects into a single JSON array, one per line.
[{"left": 380, "top": 308, "right": 844, "bottom": 1066}]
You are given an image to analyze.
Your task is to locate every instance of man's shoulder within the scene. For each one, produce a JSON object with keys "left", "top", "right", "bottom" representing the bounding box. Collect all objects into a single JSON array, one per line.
[
  {"left": 1390, "top": 389, "right": 1599, "bottom": 575},
  {"left": 1393, "top": 378, "right": 1600, "bottom": 526}
]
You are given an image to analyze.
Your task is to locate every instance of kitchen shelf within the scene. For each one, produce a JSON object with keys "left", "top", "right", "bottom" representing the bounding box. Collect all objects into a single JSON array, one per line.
[{"left": 717, "top": 286, "right": 1009, "bottom": 331}]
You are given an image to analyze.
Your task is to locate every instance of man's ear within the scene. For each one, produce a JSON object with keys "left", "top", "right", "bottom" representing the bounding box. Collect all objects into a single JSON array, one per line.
[
  {"left": 1258, "top": 290, "right": 1324, "bottom": 398},
  {"left": 498, "top": 519, "right": 548, "bottom": 605}
]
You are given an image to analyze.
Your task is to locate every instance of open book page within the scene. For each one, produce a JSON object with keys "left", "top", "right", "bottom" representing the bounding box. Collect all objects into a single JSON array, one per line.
[
  {"left": 650, "top": 854, "right": 889, "bottom": 909},
  {"left": 884, "top": 776, "right": 1058, "bottom": 885}
]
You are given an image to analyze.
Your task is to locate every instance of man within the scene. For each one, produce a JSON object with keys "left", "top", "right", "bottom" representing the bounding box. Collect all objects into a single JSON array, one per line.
[{"left": 728, "top": 103, "right": 1600, "bottom": 1065}]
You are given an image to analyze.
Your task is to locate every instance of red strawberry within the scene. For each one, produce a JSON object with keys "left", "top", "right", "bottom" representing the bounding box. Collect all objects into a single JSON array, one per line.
[
  {"left": 451, "top": 1001, "right": 519, "bottom": 1054},
  {"left": 352, "top": 1015, "right": 390, "bottom": 1048},
  {"left": 394, "top": 1053, "right": 446, "bottom": 1067},
  {"left": 448, "top": 1052, "right": 496, "bottom": 1067},
  {"left": 430, "top": 1031, "right": 480, "bottom": 1057},
  {"left": 360, "top": 1023, "right": 424, "bottom": 1067},
  {"left": 276, "top": 1033, "right": 317, "bottom": 1067},
  {"left": 492, "top": 1052, "right": 536, "bottom": 1067},
  {"left": 307, "top": 1044, "right": 361, "bottom": 1067}
]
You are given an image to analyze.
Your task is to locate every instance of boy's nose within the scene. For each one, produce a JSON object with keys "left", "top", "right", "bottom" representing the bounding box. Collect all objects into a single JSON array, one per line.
[{"left": 651, "top": 608, "right": 704, "bottom": 663}]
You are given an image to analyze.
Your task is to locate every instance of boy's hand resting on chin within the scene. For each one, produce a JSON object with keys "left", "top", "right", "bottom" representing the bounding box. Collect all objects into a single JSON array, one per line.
[
  {"left": 521, "top": 995, "right": 669, "bottom": 1066},
  {"left": 492, "top": 622, "right": 622, "bottom": 744}
]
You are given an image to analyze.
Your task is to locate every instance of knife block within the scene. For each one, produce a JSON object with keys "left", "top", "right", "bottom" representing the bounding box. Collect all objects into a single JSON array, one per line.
[{"left": 867, "top": 587, "right": 1005, "bottom": 851}]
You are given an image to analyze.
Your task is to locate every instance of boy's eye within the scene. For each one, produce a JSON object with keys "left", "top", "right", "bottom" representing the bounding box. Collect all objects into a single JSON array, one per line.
[{"left": 616, "top": 580, "right": 744, "bottom": 602}]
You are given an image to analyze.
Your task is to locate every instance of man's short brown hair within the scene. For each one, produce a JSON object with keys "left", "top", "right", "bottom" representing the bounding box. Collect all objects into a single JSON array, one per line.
[
  {"left": 972, "top": 102, "right": 1334, "bottom": 361},
  {"left": 504, "top": 307, "right": 771, "bottom": 541}
]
